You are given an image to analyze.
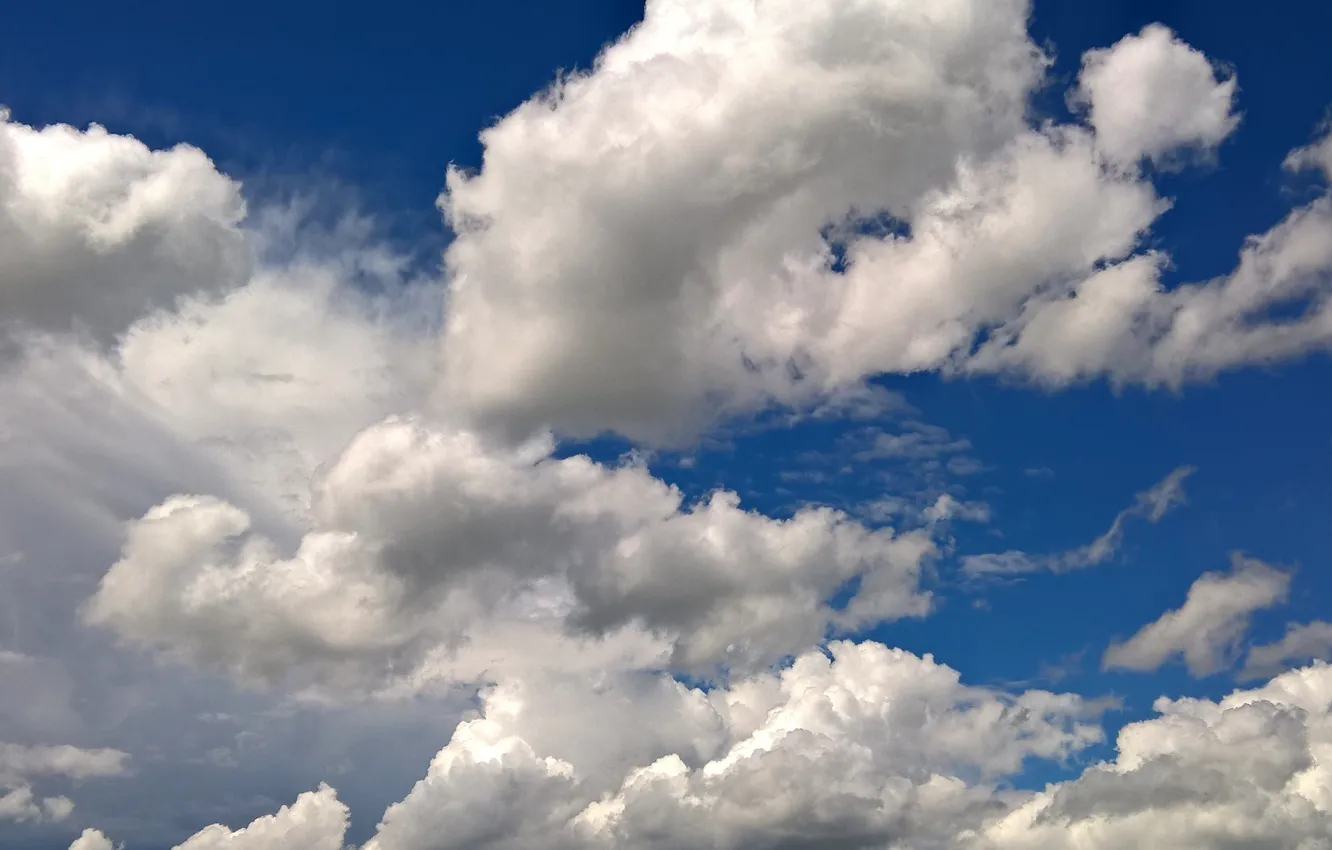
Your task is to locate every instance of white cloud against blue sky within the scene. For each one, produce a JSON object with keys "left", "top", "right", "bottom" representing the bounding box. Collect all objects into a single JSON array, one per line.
[{"left": 1, "top": 1, "right": 1332, "bottom": 848}]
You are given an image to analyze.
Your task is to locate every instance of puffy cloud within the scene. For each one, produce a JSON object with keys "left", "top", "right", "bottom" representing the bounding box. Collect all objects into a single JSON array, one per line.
[
  {"left": 0, "top": 785, "right": 61, "bottom": 824},
  {"left": 962, "top": 466, "right": 1193, "bottom": 577},
  {"left": 1103, "top": 555, "right": 1291, "bottom": 676},
  {"left": 1243, "top": 620, "right": 1332, "bottom": 681},
  {"left": 172, "top": 784, "right": 348, "bottom": 850},
  {"left": 365, "top": 641, "right": 1103, "bottom": 850},
  {"left": 77, "top": 658, "right": 1332, "bottom": 850},
  {"left": 3, "top": 6, "right": 1331, "bottom": 849},
  {"left": 962, "top": 130, "right": 1332, "bottom": 388},
  {"left": 83, "top": 418, "right": 935, "bottom": 689},
  {"left": 0, "top": 743, "right": 129, "bottom": 785},
  {"left": 971, "top": 663, "right": 1332, "bottom": 849},
  {"left": 66, "top": 785, "right": 350, "bottom": 850},
  {"left": 434, "top": 0, "right": 1332, "bottom": 445},
  {"left": 0, "top": 742, "right": 127, "bottom": 824},
  {"left": 1071, "top": 24, "right": 1240, "bottom": 165},
  {"left": 68, "top": 829, "right": 114, "bottom": 850},
  {"left": 438, "top": 0, "right": 1046, "bottom": 443},
  {"left": 0, "top": 110, "right": 249, "bottom": 346}
]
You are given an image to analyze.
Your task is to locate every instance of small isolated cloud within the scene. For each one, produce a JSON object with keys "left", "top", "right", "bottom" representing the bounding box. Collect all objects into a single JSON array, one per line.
[
  {"left": 1103, "top": 554, "right": 1291, "bottom": 677},
  {"left": 962, "top": 466, "right": 1195, "bottom": 577},
  {"left": 1072, "top": 24, "right": 1240, "bottom": 165}
]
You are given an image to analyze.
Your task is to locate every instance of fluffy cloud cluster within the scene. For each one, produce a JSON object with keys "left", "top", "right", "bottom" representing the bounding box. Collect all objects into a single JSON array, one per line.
[
  {"left": 438, "top": 0, "right": 1332, "bottom": 444},
  {"left": 0, "top": 110, "right": 249, "bottom": 345},
  {"left": 0, "top": 743, "right": 127, "bottom": 824},
  {"left": 73, "top": 653, "right": 1332, "bottom": 850},
  {"left": 84, "top": 417, "right": 935, "bottom": 688},
  {"left": 0, "top": 0, "right": 1329, "bottom": 848},
  {"left": 973, "top": 663, "right": 1332, "bottom": 849},
  {"left": 366, "top": 641, "right": 1103, "bottom": 850}
]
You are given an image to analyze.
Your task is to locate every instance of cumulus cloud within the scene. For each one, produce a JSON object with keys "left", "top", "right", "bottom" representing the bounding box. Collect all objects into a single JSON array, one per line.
[
  {"left": 971, "top": 662, "right": 1332, "bottom": 849},
  {"left": 0, "top": 742, "right": 127, "bottom": 824},
  {"left": 83, "top": 418, "right": 935, "bottom": 689},
  {"left": 113, "top": 653, "right": 1332, "bottom": 850},
  {"left": 1071, "top": 24, "right": 1240, "bottom": 165},
  {"left": 2, "top": 2, "right": 1330, "bottom": 848},
  {"left": 74, "top": 784, "right": 349, "bottom": 850},
  {"left": 1103, "top": 555, "right": 1291, "bottom": 676},
  {"left": 68, "top": 829, "right": 114, "bottom": 850},
  {"left": 172, "top": 784, "right": 348, "bottom": 850},
  {"left": 0, "top": 743, "right": 128, "bottom": 785},
  {"left": 0, "top": 110, "right": 249, "bottom": 346},
  {"left": 1243, "top": 620, "right": 1332, "bottom": 681},
  {"left": 364, "top": 641, "right": 1103, "bottom": 850},
  {"left": 962, "top": 465, "right": 1193, "bottom": 577},
  {"left": 438, "top": 0, "right": 1045, "bottom": 443},
  {"left": 432, "top": 0, "right": 1332, "bottom": 445}
]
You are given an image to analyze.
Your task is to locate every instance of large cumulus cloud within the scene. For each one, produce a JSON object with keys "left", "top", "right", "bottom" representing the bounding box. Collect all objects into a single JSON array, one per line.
[
  {"left": 435, "top": 0, "right": 1332, "bottom": 445},
  {"left": 84, "top": 417, "right": 935, "bottom": 689}
]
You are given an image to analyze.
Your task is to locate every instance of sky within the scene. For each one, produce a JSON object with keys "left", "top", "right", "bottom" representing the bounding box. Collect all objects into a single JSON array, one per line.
[{"left": 1, "top": 1, "right": 1332, "bottom": 849}]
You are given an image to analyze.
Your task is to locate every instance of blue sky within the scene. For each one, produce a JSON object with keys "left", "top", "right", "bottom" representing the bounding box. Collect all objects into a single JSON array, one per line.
[{"left": 2, "top": 2, "right": 1332, "bottom": 849}]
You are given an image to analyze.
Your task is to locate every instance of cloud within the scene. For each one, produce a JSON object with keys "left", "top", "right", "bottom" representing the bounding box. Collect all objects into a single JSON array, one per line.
[
  {"left": 438, "top": 0, "right": 1045, "bottom": 444},
  {"left": 1242, "top": 620, "right": 1332, "bottom": 681},
  {"left": 0, "top": 743, "right": 127, "bottom": 825},
  {"left": 0, "top": 5, "right": 1328, "bottom": 848},
  {"left": 1285, "top": 121, "right": 1332, "bottom": 179},
  {"left": 171, "top": 784, "right": 348, "bottom": 850},
  {"left": 83, "top": 417, "right": 936, "bottom": 690},
  {"left": 962, "top": 466, "right": 1193, "bottom": 577},
  {"left": 1070, "top": 24, "right": 1240, "bottom": 165},
  {"left": 431, "top": 0, "right": 1332, "bottom": 445},
  {"left": 971, "top": 662, "right": 1332, "bottom": 849},
  {"left": 0, "top": 109, "right": 250, "bottom": 347},
  {"left": 363, "top": 641, "right": 1103, "bottom": 850},
  {"left": 1103, "top": 554, "right": 1291, "bottom": 676},
  {"left": 68, "top": 829, "right": 114, "bottom": 850},
  {"left": 0, "top": 743, "right": 129, "bottom": 785},
  {"left": 82, "top": 652, "right": 1332, "bottom": 850}
]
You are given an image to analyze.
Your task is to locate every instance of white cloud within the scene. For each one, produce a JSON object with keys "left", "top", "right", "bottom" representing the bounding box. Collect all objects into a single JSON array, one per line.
[
  {"left": 65, "top": 785, "right": 352, "bottom": 850},
  {"left": 0, "top": 743, "right": 129, "bottom": 785},
  {"left": 1103, "top": 555, "right": 1291, "bottom": 676},
  {"left": 68, "top": 829, "right": 114, "bottom": 850},
  {"left": 0, "top": 110, "right": 249, "bottom": 346},
  {"left": 432, "top": 0, "right": 1332, "bottom": 444},
  {"left": 1071, "top": 24, "right": 1240, "bottom": 165},
  {"left": 62, "top": 656, "right": 1332, "bottom": 850},
  {"left": 1286, "top": 126, "right": 1332, "bottom": 179},
  {"left": 83, "top": 417, "right": 936, "bottom": 690},
  {"left": 962, "top": 466, "right": 1193, "bottom": 577},
  {"left": 0, "top": 742, "right": 127, "bottom": 825},
  {"left": 1243, "top": 620, "right": 1332, "bottom": 681},
  {"left": 971, "top": 662, "right": 1332, "bottom": 849},
  {"left": 437, "top": 0, "right": 1046, "bottom": 443},
  {"left": 0, "top": 5, "right": 1328, "bottom": 849},
  {"left": 364, "top": 641, "right": 1103, "bottom": 850},
  {"left": 172, "top": 784, "right": 347, "bottom": 850}
]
